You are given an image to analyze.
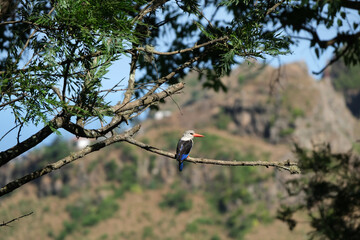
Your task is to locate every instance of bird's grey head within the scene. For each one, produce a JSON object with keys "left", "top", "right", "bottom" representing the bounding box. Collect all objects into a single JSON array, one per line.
[{"left": 182, "top": 130, "right": 195, "bottom": 139}]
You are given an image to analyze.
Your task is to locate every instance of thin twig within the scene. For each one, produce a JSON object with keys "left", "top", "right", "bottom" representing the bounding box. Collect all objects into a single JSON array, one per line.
[
  {"left": 158, "top": 85, "right": 183, "bottom": 115},
  {"left": 139, "top": 54, "right": 203, "bottom": 101},
  {"left": 16, "top": 6, "right": 56, "bottom": 65},
  {"left": 16, "top": 122, "right": 24, "bottom": 145},
  {"left": 0, "top": 212, "right": 34, "bottom": 227},
  {"left": 0, "top": 94, "right": 26, "bottom": 108},
  {"left": 133, "top": 0, "right": 169, "bottom": 24},
  {"left": 0, "top": 124, "right": 21, "bottom": 142},
  {"left": 122, "top": 47, "right": 139, "bottom": 105},
  {"left": 312, "top": 44, "right": 350, "bottom": 75},
  {"left": 266, "top": 0, "right": 286, "bottom": 15}
]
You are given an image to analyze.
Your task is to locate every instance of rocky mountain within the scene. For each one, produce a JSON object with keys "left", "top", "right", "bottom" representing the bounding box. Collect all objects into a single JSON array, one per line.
[{"left": 153, "top": 61, "right": 359, "bottom": 152}]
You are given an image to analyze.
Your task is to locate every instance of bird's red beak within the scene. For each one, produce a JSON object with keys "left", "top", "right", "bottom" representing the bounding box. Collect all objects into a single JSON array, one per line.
[{"left": 193, "top": 133, "right": 204, "bottom": 137}]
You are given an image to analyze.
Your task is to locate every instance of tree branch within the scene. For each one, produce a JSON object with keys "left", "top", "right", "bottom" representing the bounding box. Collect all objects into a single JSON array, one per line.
[
  {"left": 122, "top": 48, "right": 139, "bottom": 105},
  {"left": 15, "top": 6, "right": 56, "bottom": 65},
  {"left": 133, "top": 0, "right": 169, "bottom": 23},
  {"left": 124, "top": 137, "right": 301, "bottom": 174},
  {"left": 312, "top": 44, "right": 351, "bottom": 75},
  {"left": 0, "top": 125, "right": 141, "bottom": 197},
  {"left": 136, "top": 36, "right": 229, "bottom": 56},
  {"left": 337, "top": 0, "right": 360, "bottom": 10},
  {"left": 0, "top": 93, "right": 26, "bottom": 108},
  {"left": 0, "top": 116, "right": 66, "bottom": 167},
  {"left": 113, "top": 82, "right": 184, "bottom": 113},
  {"left": 62, "top": 82, "right": 184, "bottom": 138},
  {"left": 140, "top": 55, "right": 202, "bottom": 101},
  {"left": 266, "top": 0, "right": 286, "bottom": 15}
]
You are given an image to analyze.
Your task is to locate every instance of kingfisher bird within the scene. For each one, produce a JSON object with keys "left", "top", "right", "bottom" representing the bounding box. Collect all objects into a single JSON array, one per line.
[{"left": 175, "top": 130, "right": 204, "bottom": 171}]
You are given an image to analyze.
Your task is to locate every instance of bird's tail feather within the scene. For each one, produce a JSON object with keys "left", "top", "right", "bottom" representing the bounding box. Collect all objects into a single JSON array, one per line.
[{"left": 179, "top": 161, "right": 184, "bottom": 171}]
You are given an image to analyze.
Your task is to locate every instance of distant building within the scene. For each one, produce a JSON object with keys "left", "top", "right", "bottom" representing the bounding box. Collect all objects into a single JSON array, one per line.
[
  {"left": 72, "top": 137, "right": 91, "bottom": 150},
  {"left": 154, "top": 110, "right": 171, "bottom": 120}
]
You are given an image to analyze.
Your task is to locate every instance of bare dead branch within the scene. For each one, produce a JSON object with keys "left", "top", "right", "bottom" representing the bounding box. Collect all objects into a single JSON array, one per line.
[
  {"left": 0, "top": 212, "right": 33, "bottom": 227},
  {"left": 0, "top": 125, "right": 141, "bottom": 197},
  {"left": 124, "top": 136, "right": 301, "bottom": 174}
]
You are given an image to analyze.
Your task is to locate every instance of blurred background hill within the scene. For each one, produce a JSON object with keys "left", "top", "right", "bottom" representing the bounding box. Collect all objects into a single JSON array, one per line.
[{"left": 1, "top": 61, "right": 359, "bottom": 240}]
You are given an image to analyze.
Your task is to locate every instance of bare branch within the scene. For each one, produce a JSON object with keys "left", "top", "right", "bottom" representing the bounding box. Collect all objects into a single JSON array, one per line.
[
  {"left": 124, "top": 137, "right": 300, "bottom": 174},
  {"left": 0, "top": 125, "right": 141, "bottom": 197},
  {"left": 0, "top": 212, "right": 33, "bottom": 227}
]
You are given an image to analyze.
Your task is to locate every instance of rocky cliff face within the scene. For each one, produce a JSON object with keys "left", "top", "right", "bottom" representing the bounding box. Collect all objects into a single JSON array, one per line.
[{"left": 293, "top": 76, "right": 357, "bottom": 152}]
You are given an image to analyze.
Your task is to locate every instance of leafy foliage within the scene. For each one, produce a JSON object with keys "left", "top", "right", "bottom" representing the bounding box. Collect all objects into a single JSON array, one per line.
[
  {"left": 1, "top": 0, "right": 140, "bottom": 127},
  {"left": 66, "top": 196, "right": 119, "bottom": 226},
  {"left": 159, "top": 188, "right": 193, "bottom": 213},
  {"left": 277, "top": 144, "right": 360, "bottom": 240},
  {"left": 265, "top": 0, "right": 360, "bottom": 72},
  {"left": 226, "top": 204, "right": 272, "bottom": 239},
  {"left": 331, "top": 61, "right": 360, "bottom": 91},
  {"left": 0, "top": 0, "right": 292, "bottom": 132},
  {"left": 57, "top": 195, "right": 119, "bottom": 239}
]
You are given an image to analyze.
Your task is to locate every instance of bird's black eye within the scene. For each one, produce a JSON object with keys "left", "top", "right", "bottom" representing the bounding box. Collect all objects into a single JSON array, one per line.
[{"left": 190, "top": 133, "right": 193, "bottom": 135}]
